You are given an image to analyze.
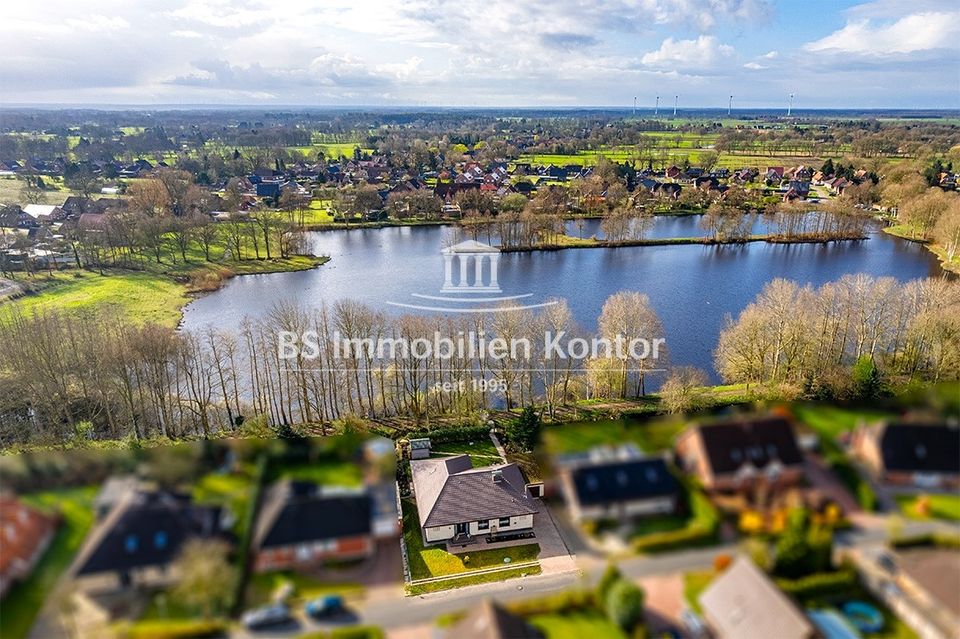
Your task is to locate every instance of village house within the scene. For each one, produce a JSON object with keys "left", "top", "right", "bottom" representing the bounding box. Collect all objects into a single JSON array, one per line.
[
  {"left": 851, "top": 422, "right": 959, "bottom": 490},
  {"left": 73, "top": 488, "right": 228, "bottom": 591},
  {"left": 409, "top": 455, "right": 538, "bottom": 546},
  {"left": 0, "top": 496, "right": 58, "bottom": 598},
  {"left": 556, "top": 446, "right": 681, "bottom": 523},
  {"left": 22, "top": 204, "right": 66, "bottom": 223},
  {"left": 699, "top": 556, "right": 820, "bottom": 639},
  {"left": 251, "top": 480, "right": 384, "bottom": 571},
  {"left": 675, "top": 416, "right": 805, "bottom": 493}
]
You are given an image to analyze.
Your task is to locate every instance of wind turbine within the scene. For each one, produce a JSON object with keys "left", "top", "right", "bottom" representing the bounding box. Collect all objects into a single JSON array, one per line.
[
  {"left": 655, "top": 95, "right": 660, "bottom": 117},
  {"left": 788, "top": 93, "right": 794, "bottom": 117},
  {"left": 673, "top": 95, "right": 678, "bottom": 117},
  {"left": 633, "top": 96, "right": 637, "bottom": 116},
  {"left": 728, "top": 95, "right": 733, "bottom": 116}
]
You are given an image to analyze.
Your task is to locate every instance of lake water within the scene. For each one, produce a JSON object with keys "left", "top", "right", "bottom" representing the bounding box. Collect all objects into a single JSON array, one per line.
[{"left": 181, "top": 217, "right": 945, "bottom": 383}]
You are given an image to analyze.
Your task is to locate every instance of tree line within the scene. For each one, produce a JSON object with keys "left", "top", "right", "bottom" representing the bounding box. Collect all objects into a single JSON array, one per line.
[
  {"left": 716, "top": 275, "right": 960, "bottom": 398},
  {"left": 0, "top": 291, "right": 664, "bottom": 447}
]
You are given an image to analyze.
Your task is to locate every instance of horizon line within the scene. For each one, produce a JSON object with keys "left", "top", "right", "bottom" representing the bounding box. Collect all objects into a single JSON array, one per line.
[{"left": 1, "top": 103, "right": 958, "bottom": 113}]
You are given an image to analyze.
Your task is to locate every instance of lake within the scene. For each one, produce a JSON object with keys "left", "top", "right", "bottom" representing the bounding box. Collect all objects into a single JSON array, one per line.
[{"left": 181, "top": 217, "right": 945, "bottom": 383}]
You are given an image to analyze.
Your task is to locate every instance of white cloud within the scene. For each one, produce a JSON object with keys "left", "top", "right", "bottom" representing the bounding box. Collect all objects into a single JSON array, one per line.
[
  {"left": 641, "top": 36, "right": 735, "bottom": 71},
  {"left": 804, "top": 11, "right": 960, "bottom": 55}
]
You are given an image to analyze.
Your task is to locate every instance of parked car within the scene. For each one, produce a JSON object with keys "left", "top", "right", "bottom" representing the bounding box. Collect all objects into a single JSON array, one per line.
[
  {"left": 242, "top": 603, "right": 292, "bottom": 630},
  {"left": 876, "top": 551, "right": 898, "bottom": 575},
  {"left": 681, "top": 608, "right": 707, "bottom": 638},
  {"left": 306, "top": 594, "right": 344, "bottom": 619}
]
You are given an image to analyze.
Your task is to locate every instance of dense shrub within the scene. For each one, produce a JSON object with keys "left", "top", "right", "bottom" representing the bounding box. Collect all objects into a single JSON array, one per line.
[
  {"left": 606, "top": 579, "right": 645, "bottom": 633},
  {"left": 596, "top": 564, "right": 623, "bottom": 604}
]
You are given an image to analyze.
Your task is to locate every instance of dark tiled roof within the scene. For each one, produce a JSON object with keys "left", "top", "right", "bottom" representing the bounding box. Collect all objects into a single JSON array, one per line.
[
  {"left": 75, "top": 490, "right": 223, "bottom": 576},
  {"left": 253, "top": 481, "right": 371, "bottom": 549},
  {"left": 447, "top": 600, "right": 543, "bottom": 639},
  {"left": 570, "top": 458, "right": 680, "bottom": 506},
  {"left": 879, "top": 423, "right": 960, "bottom": 474},
  {"left": 696, "top": 417, "right": 803, "bottom": 475},
  {"left": 411, "top": 456, "right": 537, "bottom": 528}
]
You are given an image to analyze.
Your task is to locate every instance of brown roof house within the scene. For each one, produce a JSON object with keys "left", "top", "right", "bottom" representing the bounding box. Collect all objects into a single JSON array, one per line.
[
  {"left": 851, "top": 422, "right": 960, "bottom": 489},
  {"left": 0, "top": 496, "right": 58, "bottom": 597},
  {"left": 675, "top": 416, "right": 804, "bottom": 492},
  {"left": 699, "top": 556, "right": 821, "bottom": 639},
  {"left": 446, "top": 599, "right": 543, "bottom": 639},
  {"left": 410, "top": 455, "right": 538, "bottom": 546}
]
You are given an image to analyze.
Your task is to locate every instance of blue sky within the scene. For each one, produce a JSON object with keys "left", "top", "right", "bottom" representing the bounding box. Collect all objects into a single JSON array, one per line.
[{"left": 2, "top": 0, "right": 958, "bottom": 108}]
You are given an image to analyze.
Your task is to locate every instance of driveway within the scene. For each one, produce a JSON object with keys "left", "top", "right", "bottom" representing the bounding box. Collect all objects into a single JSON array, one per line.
[
  {"left": 638, "top": 574, "right": 689, "bottom": 637},
  {"left": 531, "top": 502, "right": 579, "bottom": 577},
  {"left": 804, "top": 454, "right": 860, "bottom": 514}
]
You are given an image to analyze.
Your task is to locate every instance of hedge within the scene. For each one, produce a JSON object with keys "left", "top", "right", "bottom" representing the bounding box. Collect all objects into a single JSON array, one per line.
[
  {"left": 631, "top": 523, "right": 718, "bottom": 553},
  {"left": 123, "top": 619, "right": 227, "bottom": 639},
  {"left": 631, "top": 482, "right": 720, "bottom": 553},
  {"left": 506, "top": 589, "right": 596, "bottom": 616},
  {"left": 297, "top": 628, "right": 384, "bottom": 639},
  {"left": 775, "top": 569, "right": 859, "bottom": 601},
  {"left": 891, "top": 532, "right": 960, "bottom": 550},
  {"left": 403, "top": 424, "right": 491, "bottom": 444}
]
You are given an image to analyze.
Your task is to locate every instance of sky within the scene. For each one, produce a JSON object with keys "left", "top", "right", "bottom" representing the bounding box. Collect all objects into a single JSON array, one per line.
[{"left": 2, "top": 0, "right": 959, "bottom": 108}]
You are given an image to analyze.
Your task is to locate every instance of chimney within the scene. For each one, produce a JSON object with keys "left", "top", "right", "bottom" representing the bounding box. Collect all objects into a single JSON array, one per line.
[{"left": 492, "top": 469, "right": 503, "bottom": 484}]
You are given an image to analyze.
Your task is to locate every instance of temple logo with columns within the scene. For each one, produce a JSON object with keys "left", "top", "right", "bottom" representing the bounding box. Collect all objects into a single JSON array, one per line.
[{"left": 441, "top": 240, "right": 501, "bottom": 293}]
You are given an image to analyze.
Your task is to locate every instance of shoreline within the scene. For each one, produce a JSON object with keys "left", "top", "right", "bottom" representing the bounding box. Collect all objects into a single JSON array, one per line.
[
  {"left": 1, "top": 254, "right": 330, "bottom": 330},
  {"left": 881, "top": 225, "right": 960, "bottom": 275},
  {"left": 499, "top": 233, "right": 868, "bottom": 253}
]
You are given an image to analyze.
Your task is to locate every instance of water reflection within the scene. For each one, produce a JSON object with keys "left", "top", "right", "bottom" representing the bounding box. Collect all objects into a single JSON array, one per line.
[{"left": 181, "top": 220, "right": 944, "bottom": 382}]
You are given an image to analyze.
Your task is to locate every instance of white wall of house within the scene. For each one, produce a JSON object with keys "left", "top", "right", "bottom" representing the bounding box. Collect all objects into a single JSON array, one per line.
[
  {"left": 470, "top": 514, "right": 534, "bottom": 536},
  {"left": 424, "top": 524, "right": 455, "bottom": 543},
  {"left": 423, "top": 514, "right": 534, "bottom": 544},
  {"left": 573, "top": 496, "right": 676, "bottom": 523}
]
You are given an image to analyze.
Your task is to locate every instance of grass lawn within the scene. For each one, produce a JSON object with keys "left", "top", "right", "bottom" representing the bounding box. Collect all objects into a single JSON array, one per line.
[
  {"left": 401, "top": 499, "right": 540, "bottom": 580},
  {"left": 274, "top": 459, "right": 364, "bottom": 486},
  {"left": 792, "top": 404, "right": 892, "bottom": 441},
  {"left": 895, "top": 493, "right": 960, "bottom": 522},
  {"left": 246, "top": 571, "right": 364, "bottom": 607},
  {"left": 529, "top": 610, "right": 627, "bottom": 639},
  {"left": 5, "top": 270, "right": 188, "bottom": 326},
  {"left": 542, "top": 416, "right": 686, "bottom": 456},
  {"left": 191, "top": 470, "right": 256, "bottom": 535},
  {"left": 430, "top": 439, "right": 502, "bottom": 464},
  {"left": 683, "top": 570, "right": 715, "bottom": 613},
  {"left": 406, "top": 564, "right": 541, "bottom": 595},
  {"left": 1, "top": 486, "right": 98, "bottom": 639}
]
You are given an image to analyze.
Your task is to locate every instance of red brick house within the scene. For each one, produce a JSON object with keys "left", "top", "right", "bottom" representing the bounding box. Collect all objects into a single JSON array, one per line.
[
  {"left": 675, "top": 416, "right": 805, "bottom": 493},
  {"left": 252, "top": 481, "right": 375, "bottom": 572},
  {"left": 851, "top": 422, "right": 959, "bottom": 489}
]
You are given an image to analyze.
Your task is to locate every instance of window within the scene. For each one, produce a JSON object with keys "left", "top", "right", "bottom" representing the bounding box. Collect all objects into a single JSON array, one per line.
[
  {"left": 477, "top": 520, "right": 489, "bottom": 530},
  {"left": 124, "top": 534, "right": 138, "bottom": 553},
  {"left": 498, "top": 517, "right": 511, "bottom": 527},
  {"left": 154, "top": 531, "right": 168, "bottom": 549},
  {"left": 296, "top": 544, "right": 312, "bottom": 561}
]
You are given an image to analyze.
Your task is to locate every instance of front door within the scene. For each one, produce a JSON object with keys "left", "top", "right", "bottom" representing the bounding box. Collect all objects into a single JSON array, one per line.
[{"left": 455, "top": 522, "right": 468, "bottom": 536}]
